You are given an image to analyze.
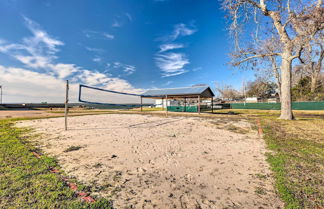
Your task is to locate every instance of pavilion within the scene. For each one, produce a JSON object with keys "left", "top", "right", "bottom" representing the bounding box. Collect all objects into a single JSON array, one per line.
[{"left": 141, "top": 85, "right": 215, "bottom": 114}]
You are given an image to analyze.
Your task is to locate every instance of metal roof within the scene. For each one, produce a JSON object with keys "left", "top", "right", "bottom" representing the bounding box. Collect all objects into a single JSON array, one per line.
[{"left": 142, "top": 86, "right": 215, "bottom": 98}]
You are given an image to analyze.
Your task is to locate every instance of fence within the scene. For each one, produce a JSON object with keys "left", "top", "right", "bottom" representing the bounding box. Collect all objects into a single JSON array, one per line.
[{"left": 230, "top": 101, "right": 324, "bottom": 110}]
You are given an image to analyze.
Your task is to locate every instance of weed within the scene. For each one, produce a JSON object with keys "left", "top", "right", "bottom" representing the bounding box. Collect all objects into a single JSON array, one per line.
[
  {"left": 255, "top": 173, "right": 268, "bottom": 180},
  {"left": 93, "top": 163, "right": 103, "bottom": 168},
  {"left": 64, "top": 145, "right": 82, "bottom": 152},
  {"left": 255, "top": 187, "right": 267, "bottom": 195},
  {"left": 226, "top": 124, "right": 249, "bottom": 134}
]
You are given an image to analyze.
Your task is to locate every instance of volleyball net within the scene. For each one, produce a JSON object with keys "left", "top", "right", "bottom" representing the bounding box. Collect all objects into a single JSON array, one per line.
[{"left": 78, "top": 84, "right": 154, "bottom": 107}]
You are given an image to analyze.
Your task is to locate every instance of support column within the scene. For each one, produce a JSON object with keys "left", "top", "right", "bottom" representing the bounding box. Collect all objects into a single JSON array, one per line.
[
  {"left": 211, "top": 97, "right": 214, "bottom": 113},
  {"left": 140, "top": 96, "right": 143, "bottom": 112},
  {"left": 184, "top": 97, "right": 186, "bottom": 112},
  {"left": 165, "top": 95, "right": 168, "bottom": 116},
  {"left": 198, "top": 95, "right": 201, "bottom": 114}
]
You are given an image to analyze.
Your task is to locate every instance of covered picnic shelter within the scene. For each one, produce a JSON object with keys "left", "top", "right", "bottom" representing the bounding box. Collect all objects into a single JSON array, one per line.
[{"left": 141, "top": 86, "right": 215, "bottom": 114}]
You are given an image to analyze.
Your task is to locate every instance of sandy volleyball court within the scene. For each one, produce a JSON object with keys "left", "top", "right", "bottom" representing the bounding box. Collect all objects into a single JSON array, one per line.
[{"left": 17, "top": 114, "right": 282, "bottom": 208}]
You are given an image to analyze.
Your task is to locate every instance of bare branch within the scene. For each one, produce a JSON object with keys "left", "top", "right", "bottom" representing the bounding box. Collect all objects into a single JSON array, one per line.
[
  {"left": 233, "top": 53, "right": 280, "bottom": 66},
  {"left": 317, "top": 0, "right": 323, "bottom": 8}
]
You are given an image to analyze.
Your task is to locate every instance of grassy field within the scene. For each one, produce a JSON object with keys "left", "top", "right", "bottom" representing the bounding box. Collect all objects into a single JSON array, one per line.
[
  {"left": 0, "top": 109, "right": 323, "bottom": 208},
  {"left": 261, "top": 115, "right": 324, "bottom": 208},
  {"left": 0, "top": 119, "right": 113, "bottom": 209},
  {"left": 219, "top": 109, "right": 324, "bottom": 208}
]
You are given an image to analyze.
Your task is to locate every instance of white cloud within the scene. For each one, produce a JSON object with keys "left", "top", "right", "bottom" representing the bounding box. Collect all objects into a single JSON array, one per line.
[
  {"left": 0, "top": 65, "right": 78, "bottom": 103},
  {"left": 159, "top": 43, "right": 184, "bottom": 52},
  {"left": 50, "top": 63, "right": 78, "bottom": 79},
  {"left": 0, "top": 17, "right": 141, "bottom": 102},
  {"left": 15, "top": 55, "right": 50, "bottom": 69},
  {"left": 92, "top": 57, "right": 102, "bottom": 63},
  {"left": 155, "top": 52, "right": 189, "bottom": 77}
]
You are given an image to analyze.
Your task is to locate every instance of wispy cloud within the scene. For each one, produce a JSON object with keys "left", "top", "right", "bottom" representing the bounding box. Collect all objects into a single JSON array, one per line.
[
  {"left": 23, "top": 16, "right": 64, "bottom": 54},
  {"left": 192, "top": 67, "right": 202, "bottom": 71},
  {"left": 155, "top": 53, "right": 189, "bottom": 77},
  {"left": 92, "top": 57, "right": 102, "bottom": 63},
  {"left": 105, "top": 62, "right": 136, "bottom": 76},
  {"left": 159, "top": 43, "right": 184, "bottom": 52},
  {"left": 103, "top": 33, "right": 114, "bottom": 40},
  {"left": 112, "top": 20, "right": 122, "bottom": 28},
  {"left": 158, "top": 23, "right": 197, "bottom": 42},
  {"left": 84, "top": 30, "right": 114, "bottom": 40},
  {"left": 85, "top": 47, "right": 105, "bottom": 53},
  {"left": 154, "top": 23, "right": 196, "bottom": 77},
  {"left": 111, "top": 13, "right": 133, "bottom": 28},
  {"left": 164, "top": 81, "right": 173, "bottom": 86},
  {"left": 154, "top": 23, "right": 197, "bottom": 77},
  {"left": 170, "top": 23, "right": 196, "bottom": 41},
  {"left": 125, "top": 13, "right": 132, "bottom": 21}
]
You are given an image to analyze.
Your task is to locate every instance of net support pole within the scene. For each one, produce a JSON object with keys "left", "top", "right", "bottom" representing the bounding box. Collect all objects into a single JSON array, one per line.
[
  {"left": 211, "top": 97, "right": 214, "bottom": 113},
  {"left": 198, "top": 95, "right": 201, "bottom": 114},
  {"left": 184, "top": 97, "right": 186, "bottom": 112},
  {"left": 64, "top": 80, "right": 69, "bottom": 131},
  {"left": 140, "top": 96, "right": 143, "bottom": 112}
]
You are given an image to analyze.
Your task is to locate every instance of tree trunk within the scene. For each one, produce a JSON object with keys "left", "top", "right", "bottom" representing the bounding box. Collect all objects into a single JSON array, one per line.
[
  {"left": 270, "top": 56, "right": 281, "bottom": 101},
  {"left": 279, "top": 52, "right": 294, "bottom": 120},
  {"left": 310, "top": 51, "right": 324, "bottom": 93},
  {"left": 311, "top": 71, "right": 318, "bottom": 93}
]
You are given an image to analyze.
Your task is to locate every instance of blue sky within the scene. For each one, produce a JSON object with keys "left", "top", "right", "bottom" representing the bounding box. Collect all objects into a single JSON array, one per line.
[{"left": 0, "top": 0, "right": 254, "bottom": 103}]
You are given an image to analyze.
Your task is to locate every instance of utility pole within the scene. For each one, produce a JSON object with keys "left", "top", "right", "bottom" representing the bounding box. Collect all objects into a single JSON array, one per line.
[
  {"left": 242, "top": 78, "right": 246, "bottom": 105},
  {"left": 64, "top": 80, "right": 69, "bottom": 131},
  {"left": 0, "top": 85, "right": 2, "bottom": 104}
]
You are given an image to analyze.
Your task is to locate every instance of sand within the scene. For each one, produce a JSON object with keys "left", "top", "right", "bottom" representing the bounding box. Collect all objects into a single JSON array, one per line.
[{"left": 17, "top": 114, "right": 283, "bottom": 209}]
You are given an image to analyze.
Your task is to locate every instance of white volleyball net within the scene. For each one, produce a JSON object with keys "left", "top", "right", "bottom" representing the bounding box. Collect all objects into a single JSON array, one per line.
[{"left": 78, "top": 84, "right": 154, "bottom": 108}]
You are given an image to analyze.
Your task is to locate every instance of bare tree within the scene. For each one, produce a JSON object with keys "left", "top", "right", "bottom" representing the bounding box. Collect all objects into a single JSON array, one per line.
[
  {"left": 223, "top": 0, "right": 323, "bottom": 120},
  {"left": 301, "top": 32, "right": 324, "bottom": 93},
  {"left": 215, "top": 83, "right": 242, "bottom": 101},
  {"left": 246, "top": 77, "right": 276, "bottom": 99}
]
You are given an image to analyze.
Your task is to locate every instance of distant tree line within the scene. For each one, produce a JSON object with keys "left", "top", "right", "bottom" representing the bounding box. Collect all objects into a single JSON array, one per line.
[{"left": 216, "top": 72, "right": 324, "bottom": 101}]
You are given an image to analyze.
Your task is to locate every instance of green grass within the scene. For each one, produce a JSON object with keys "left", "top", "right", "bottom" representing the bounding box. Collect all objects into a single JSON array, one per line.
[
  {"left": 0, "top": 119, "right": 113, "bottom": 208},
  {"left": 261, "top": 116, "right": 324, "bottom": 208},
  {"left": 1, "top": 108, "right": 323, "bottom": 208}
]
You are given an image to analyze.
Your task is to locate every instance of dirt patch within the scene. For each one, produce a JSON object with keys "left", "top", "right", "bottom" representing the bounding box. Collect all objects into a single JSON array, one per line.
[
  {"left": 0, "top": 110, "right": 56, "bottom": 119},
  {"left": 17, "top": 114, "right": 282, "bottom": 208}
]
